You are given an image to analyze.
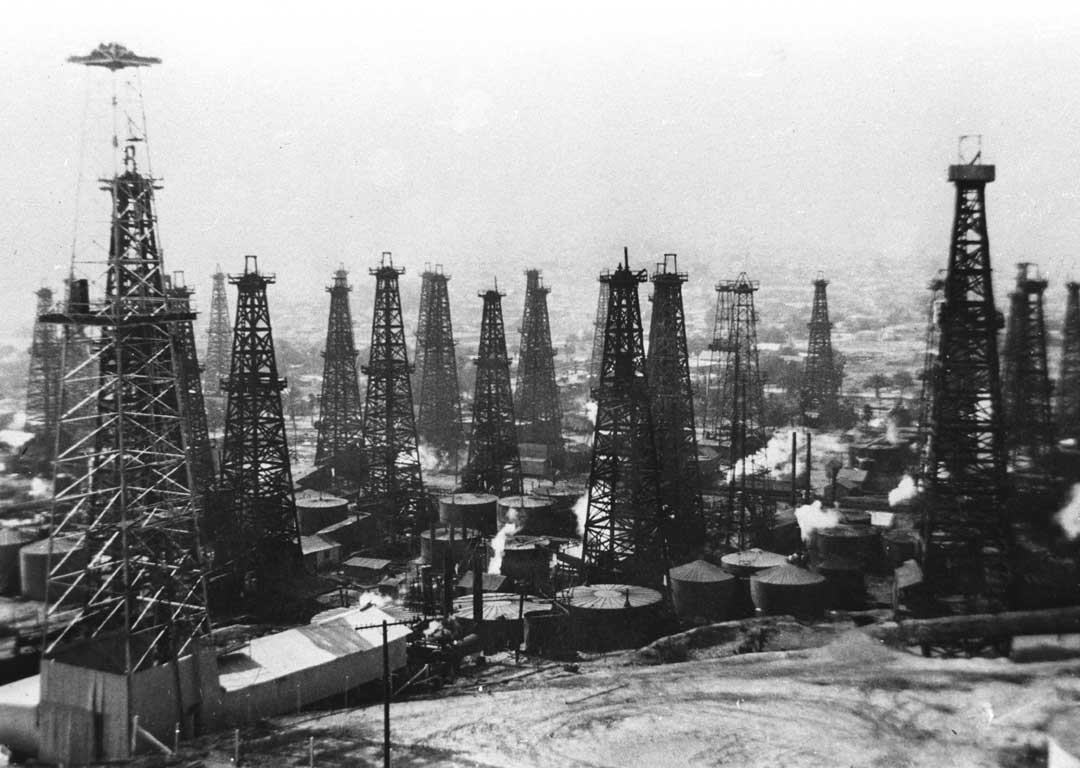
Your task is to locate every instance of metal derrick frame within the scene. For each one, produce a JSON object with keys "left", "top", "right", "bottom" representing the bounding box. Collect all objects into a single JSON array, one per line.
[
  {"left": 704, "top": 273, "right": 774, "bottom": 551},
  {"left": 202, "top": 268, "right": 231, "bottom": 434},
  {"left": 582, "top": 254, "right": 667, "bottom": 586},
  {"left": 43, "top": 140, "right": 209, "bottom": 674},
  {"left": 314, "top": 267, "right": 365, "bottom": 467},
  {"left": 218, "top": 257, "right": 300, "bottom": 589},
  {"left": 588, "top": 279, "right": 610, "bottom": 397},
  {"left": 515, "top": 269, "right": 564, "bottom": 462},
  {"left": 416, "top": 266, "right": 465, "bottom": 461},
  {"left": 26, "top": 287, "right": 62, "bottom": 452},
  {"left": 166, "top": 277, "right": 215, "bottom": 494},
  {"left": 361, "top": 253, "right": 425, "bottom": 547},
  {"left": 801, "top": 276, "right": 840, "bottom": 427},
  {"left": 1059, "top": 282, "right": 1080, "bottom": 442},
  {"left": 463, "top": 286, "right": 523, "bottom": 497},
  {"left": 922, "top": 157, "right": 1011, "bottom": 607},
  {"left": 1002, "top": 263, "right": 1054, "bottom": 473},
  {"left": 645, "top": 254, "right": 704, "bottom": 564}
]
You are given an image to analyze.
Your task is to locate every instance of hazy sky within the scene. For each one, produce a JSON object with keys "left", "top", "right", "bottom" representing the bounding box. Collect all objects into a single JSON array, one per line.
[{"left": 2, "top": 1, "right": 1080, "bottom": 340}]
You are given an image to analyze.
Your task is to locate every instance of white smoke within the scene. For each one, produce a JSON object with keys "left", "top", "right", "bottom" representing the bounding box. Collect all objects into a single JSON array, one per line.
[
  {"left": 1056, "top": 483, "right": 1080, "bottom": 540},
  {"left": 725, "top": 428, "right": 848, "bottom": 484},
  {"left": 794, "top": 500, "right": 841, "bottom": 544},
  {"left": 29, "top": 476, "right": 51, "bottom": 499},
  {"left": 572, "top": 492, "right": 589, "bottom": 537},
  {"left": 585, "top": 401, "right": 598, "bottom": 427},
  {"left": 488, "top": 510, "right": 519, "bottom": 575},
  {"left": 355, "top": 590, "right": 392, "bottom": 608},
  {"left": 418, "top": 444, "right": 466, "bottom": 474},
  {"left": 885, "top": 420, "right": 901, "bottom": 445},
  {"left": 888, "top": 474, "right": 919, "bottom": 507}
]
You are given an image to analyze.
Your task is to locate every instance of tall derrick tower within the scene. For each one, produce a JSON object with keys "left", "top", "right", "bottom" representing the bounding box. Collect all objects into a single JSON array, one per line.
[
  {"left": 202, "top": 267, "right": 231, "bottom": 434},
  {"left": 40, "top": 44, "right": 211, "bottom": 758},
  {"left": 24, "top": 286, "right": 61, "bottom": 468},
  {"left": 360, "top": 252, "right": 425, "bottom": 548},
  {"left": 705, "top": 274, "right": 774, "bottom": 551},
  {"left": 582, "top": 250, "right": 666, "bottom": 586},
  {"left": 413, "top": 266, "right": 436, "bottom": 398},
  {"left": 218, "top": 256, "right": 300, "bottom": 597},
  {"left": 1002, "top": 263, "right": 1054, "bottom": 475},
  {"left": 645, "top": 254, "right": 704, "bottom": 564},
  {"left": 515, "top": 269, "right": 563, "bottom": 470},
  {"left": 1058, "top": 282, "right": 1080, "bottom": 443},
  {"left": 587, "top": 278, "right": 610, "bottom": 397},
  {"left": 167, "top": 275, "right": 215, "bottom": 494},
  {"left": 416, "top": 265, "right": 465, "bottom": 463},
  {"left": 922, "top": 137, "right": 1011, "bottom": 608},
  {"left": 800, "top": 275, "right": 841, "bottom": 427},
  {"left": 314, "top": 267, "right": 365, "bottom": 475},
  {"left": 463, "top": 285, "right": 523, "bottom": 497}
]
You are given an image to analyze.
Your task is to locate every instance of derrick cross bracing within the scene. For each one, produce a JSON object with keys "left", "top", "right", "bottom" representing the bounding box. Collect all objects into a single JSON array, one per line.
[
  {"left": 1002, "top": 263, "right": 1055, "bottom": 475},
  {"left": 588, "top": 278, "right": 610, "bottom": 398},
  {"left": 41, "top": 44, "right": 210, "bottom": 705},
  {"left": 1059, "top": 282, "right": 1080, "bottom": 443},
  {"left": 413, "top": 266, "right": 436, "bottom": 399},
  {"left": 801, "top": 275, "right": 841, "bottom": 428},
  {"left": 705, "top": 273, "right": 775, "bottom": 551},
  {"left": 582, "top": 249, "right": 667, "bottom": 586},
  {"left": 515, "top": 269, "right": 564, "bottom": 468},
  {"left": 646, "top": 254, "right": 704, "bottom": 564},
  {"left": 314, "top": 267, "right": 365, "bottom": 470},
  {"left": 360, "top": 252, "right": 425, "bottom": 549},
  {"left": 416, "top": 265, "right": 465, "bottom": 463},
  {"left": 921, "top": 138, "right": 1012, "bottom": 609},
  {"left": 202, "top": 267, "right": 231, "bottom": 434},
  {"left": 218, "top": 256, "right": 301, "bottom": 595},
  {"left": 166, "top": 275, "right": 215, "bottom": 494},
  {"left": 463, "top": 285, "right": 523, "bottom": 497}
]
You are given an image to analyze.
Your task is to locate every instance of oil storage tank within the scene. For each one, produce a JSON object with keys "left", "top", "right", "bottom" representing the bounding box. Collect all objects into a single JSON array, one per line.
[
  {"left": 421, "top": 527, "right": 481, "bottom": 566},
  {"left": 811, "top": 524, "right": 881, "bottom": 571},
  {"left": 20, "top": 536, "right": 88, "bottom": 604},
  {"left": 295, "top": 493, "right": 349, "bottom": 535},
  {"left": 669, "top": 559, "right": 736, "bottom": 623},
  {"left": 499, "top": 536, "right": 552, "bottom": 584},
  {"left": 566, "top": 583, "right": 663, "bottom": 651},
  {"left": 750, "top": 564, "right": 825, "bottom": 621},
  {"left": 813, "top": 557, "right": 865, "bottom": 610},
  {"left": 528, "top": 484, "right": 583, "bottom": 537},
  {"left": 497, "top": 496, "right": 558, "bottom": 536},
  {"left": 453, "top": 593, "right": 549, "bottom": 651},
  {"left": 439, "top": 493, "right": 498, "bottom": 535},
  {"left": 882, "top": 529, "right": 921, "bottom": 567},
  {"left": 0, "top": 528, "right": 38, "bottom": 596},
  {"left": 719, "top": 549, "right": 790, "bottom": 618}
]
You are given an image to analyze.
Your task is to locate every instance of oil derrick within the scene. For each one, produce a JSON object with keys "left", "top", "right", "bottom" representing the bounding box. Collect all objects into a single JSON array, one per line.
[
  {"left": 202, "top": 267, "right": 231, "bottom": 434},
  {"left": 582, "top": 250, "right": 666, "bottom": 586},
  {"left": 587, "top": 278, "right": 610, "bottom": 397},
  {"left": 515, "top": 269, "right": 563, "bottom": 470},
  {"left": 922, "top": 137, "right": 1011, "bottom": 609},
  {"left": 314, "top": 267, "right": 365, "bottom": 484},
  {"left": 463, "top": 285, "right": 523, "bottom": 497},
  {"left": 40, "top": 44, "right": 210, "bottom": 750},
  {"left": 645, "top": 254, "right": 704, "bottom": 564},
  {"left": 1058, "top": 282, "right": 1080, "bottom": 443},
  {"left": 800, "top": 275, "right": 841, "bottom": 427},
  {"left": 413, "top": 266, "right": 436, "bottom": 397},
  {"left": 218, "top": 255, "right": 300, "bottom": 596},
  {"left": 1002, "top": 263, "right": 1054, "bottom": 476},
  {"left": 705, "top": 274, "right": 774, "bottom": 551},
  {"left": 24, "top": 286, "right": 61, "bottom": 469},
  {"left": 166, "top": 275, "right": 215, "bottom": 494},
  {"left": 360, "top": 252, "right": 425, "bottom": 548},
  {"left": 416, "top": 265, "right": 464, "bottom": 462}
]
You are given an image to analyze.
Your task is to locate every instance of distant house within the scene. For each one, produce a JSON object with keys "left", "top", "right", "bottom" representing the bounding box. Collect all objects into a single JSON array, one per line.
[{"left": 301, "top": 535, "right": 342, "bottom": 572}]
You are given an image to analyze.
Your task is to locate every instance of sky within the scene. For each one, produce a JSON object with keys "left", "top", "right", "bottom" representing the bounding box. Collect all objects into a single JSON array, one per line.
[{"left": 2, "top": 1, "right": 1080, "bottom": 342}]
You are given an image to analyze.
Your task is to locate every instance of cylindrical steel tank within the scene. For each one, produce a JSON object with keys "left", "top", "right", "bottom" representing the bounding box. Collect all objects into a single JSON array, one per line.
[
  {"left": 439, "top": 493, "right": 499, "bottom": 536},
  {"left": 20, "top": 537, "right": 88, "bottom": 604},
  {"left": 499, "top": 537, "right": 552, "bottom": 583},
  {"left": 566, "top": 583, "right": 663, "bottom": 651},
  {"left": 497, "top": 496, "right": 557, "bottom": 536},
  {"left": 882, "top": 529, "right": 921, "bottom": 567},
  {"left": 814, "top": 557, "right": 865, "bottom": 610},
  {"left": 750, "top": 565, "right": 825, "bottom": 621},
  {"left": 811, "top": 525, "right": 881, "bottom": 570},
  {"left": 528, "top": 485, "right": 583, "bottom": 537},
  {"left": 523, "top": 607, "right": 573, "bottom": 657},
  {"left": 719, "top": 549, "right": 788, "bottom": 578},
  {"left": 452, "top": 593, "right": 549, "bottom": 652},
  {"left": 295, "top": 494, "right": 349, "bottom": 535},
  {"left": 0, "top": 528, "right": 38, "bottom": 596},
  {"left": 669, "top": 559, "right": 736, "bottom": 623},
  {"left": 420, "top": 527, "right": 481, "bottom": 566}
]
